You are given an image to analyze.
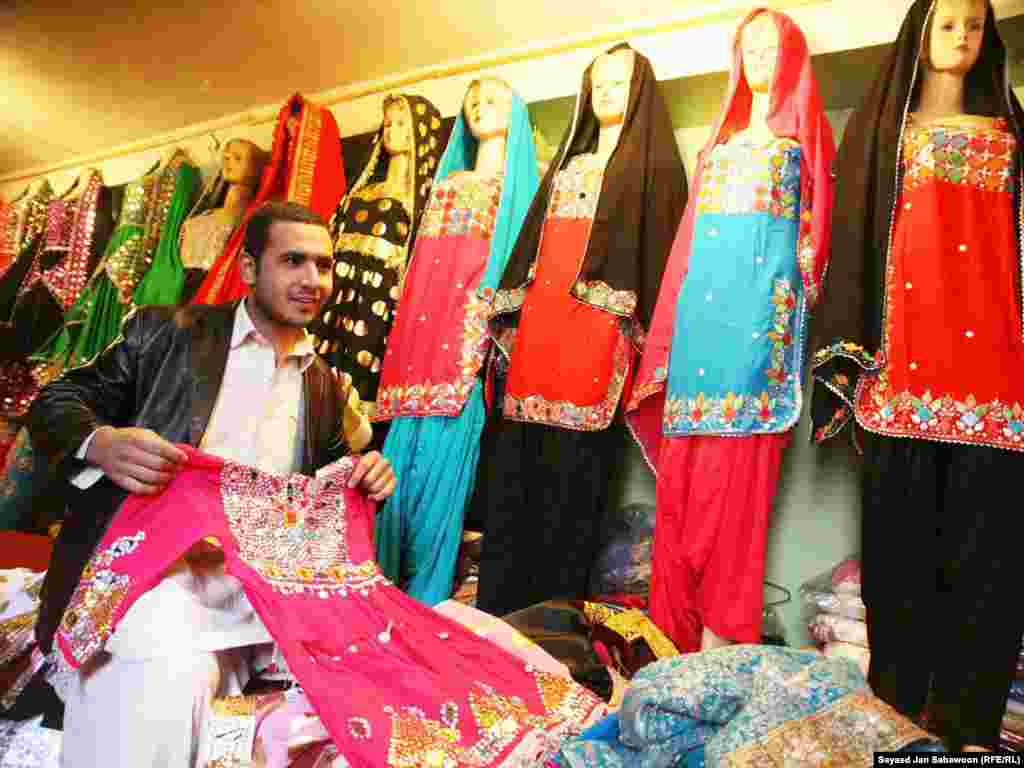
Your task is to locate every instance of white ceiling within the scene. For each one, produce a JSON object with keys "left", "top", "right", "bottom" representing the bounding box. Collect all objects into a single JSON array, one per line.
[{"left": 1, "top": 0, "right": 716, "bottom": 177}]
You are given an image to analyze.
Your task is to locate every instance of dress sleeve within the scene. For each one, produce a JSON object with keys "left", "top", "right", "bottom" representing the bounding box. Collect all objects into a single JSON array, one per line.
[{"left": 810, "top": 342, "right": 879, "bottom": 445}]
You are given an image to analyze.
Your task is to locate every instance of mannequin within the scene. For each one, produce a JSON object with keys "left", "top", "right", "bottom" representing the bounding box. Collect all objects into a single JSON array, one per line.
[
  {"left": 311, "top": 94, "right": 444, "bottom": 410},
  {"left": 178, "top": 139, "right": 266, "bottom": 302},
  {"left": 192, "top": 94, "right": 347, "bottom": 305},
  {"left": 629, "top": 10, "right": 835, "bottom": 656},
  {"left": 728, "top": 14, "right": 779, "bottom": 145},
  {"left": 472, "top": 45, "right": 687, "bottom": 617},
  {"left": 810, "top": 0, "right": 1024, "bottom": 752},
  {"left": 372, "top": 79, "right": 539, "bottom": 605}
]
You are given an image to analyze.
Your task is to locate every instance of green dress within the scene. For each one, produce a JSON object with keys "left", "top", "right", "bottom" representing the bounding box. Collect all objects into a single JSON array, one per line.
[{"left": 32, "top": 156, "right": 198, "bottom": 380}]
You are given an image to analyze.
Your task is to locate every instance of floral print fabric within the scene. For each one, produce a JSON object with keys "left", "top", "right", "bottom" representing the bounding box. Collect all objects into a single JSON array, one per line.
[{"left": 557, "top": 645, "right": 930, "bottom": 768}]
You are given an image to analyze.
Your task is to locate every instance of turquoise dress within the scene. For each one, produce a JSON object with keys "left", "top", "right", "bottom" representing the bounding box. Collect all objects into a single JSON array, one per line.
[
  {"left": 664, "top": 139, "right": 808, "bottom": 437},
  {"left": 375, "top": 94, "right": 539, "bottom": 605}
]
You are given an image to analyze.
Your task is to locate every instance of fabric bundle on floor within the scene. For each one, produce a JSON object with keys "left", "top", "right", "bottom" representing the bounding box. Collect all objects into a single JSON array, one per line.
[
  {"left": 553, "top": 645, "right": 938, "bottom": 768},
  {"left": 1001, "top": 642, "right": 1024, "bottom": 752}
]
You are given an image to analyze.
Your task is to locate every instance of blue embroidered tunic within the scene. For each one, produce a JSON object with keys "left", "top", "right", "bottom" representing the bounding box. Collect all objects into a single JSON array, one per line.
[{"left": 664, "top": 138, "right": 808, "bottom": 436}]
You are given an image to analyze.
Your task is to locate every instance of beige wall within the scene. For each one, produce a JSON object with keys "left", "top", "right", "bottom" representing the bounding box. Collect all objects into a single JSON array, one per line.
[{"left": 4, "top": 0, "right": 1022, "bottom": 198}]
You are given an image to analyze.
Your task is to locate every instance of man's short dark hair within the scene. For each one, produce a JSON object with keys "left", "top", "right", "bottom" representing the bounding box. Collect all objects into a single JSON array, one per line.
[{"left": 243, "top": 202, "right": 328, "bottom": 267}]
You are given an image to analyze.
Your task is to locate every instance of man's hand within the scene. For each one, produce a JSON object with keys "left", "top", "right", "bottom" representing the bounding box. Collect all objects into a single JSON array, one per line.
[
  {"left": 346, "top": 451, "right": 396, "bottom": 501},
  {"left": 86, "top": 426, "right": 187, "bottom": 495}
]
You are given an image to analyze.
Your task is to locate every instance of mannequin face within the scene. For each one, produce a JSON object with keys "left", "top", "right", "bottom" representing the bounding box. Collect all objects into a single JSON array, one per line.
[
  {"left": 382, "top": 99, "right": 413, "bottom": 156},
  {"left": 222, "top": 140, "right": 263, "bottom": 187},
  {"left": 591, "top": 50, "right": 634, "bottom": 127},
  {"left": 463, "top": 80, "right": 512, "bottom": 141},
  {"left": 926, "top": 0, "right": 986, "bottom": 75},
  {"left": 740, "top": 14, "right": 780, "bottom": 94}
]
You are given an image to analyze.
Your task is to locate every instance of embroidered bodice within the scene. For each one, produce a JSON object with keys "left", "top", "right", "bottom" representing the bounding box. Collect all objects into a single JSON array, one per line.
[
  {"left": 901, "top": 116, "right": 1016, "bottom": 196},
  {"left": 697, "top": 138, "right": 802, "bottom": 219},
  {"left": 179, "top": 210, "right": 240, "bottom": 271},
  {"left": 0, "top": 183, "right": 53, "bottom": 277},
  {"left": 547, "top": 153, "right": 605, "bottom": 221},
  {"left": 18, "top": 172, "right": 104, "bottom": 312},
  {"left": 375, "top": 174, "right": 503, "bottom": 421},
  {"left": 417, "top": 173, "right": 502, "bottom": 240},
  {"left": 104, "top": 159, "right": 184, "bottom": 303}
]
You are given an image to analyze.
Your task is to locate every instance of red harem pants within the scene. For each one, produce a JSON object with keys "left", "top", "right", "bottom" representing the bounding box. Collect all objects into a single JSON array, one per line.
[{"left": 650, "top": 433, "right": 789, "bottom": 652}]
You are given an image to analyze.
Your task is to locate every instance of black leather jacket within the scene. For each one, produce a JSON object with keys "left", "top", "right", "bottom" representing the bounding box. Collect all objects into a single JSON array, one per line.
[{"left": 28, "top": 302, "right": 352, "bottom": 652}]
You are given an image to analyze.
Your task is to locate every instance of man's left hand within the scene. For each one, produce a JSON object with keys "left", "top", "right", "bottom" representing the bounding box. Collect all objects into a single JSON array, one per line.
[{"left": 346, "top": 451, "right": 396, "bottom": 501}]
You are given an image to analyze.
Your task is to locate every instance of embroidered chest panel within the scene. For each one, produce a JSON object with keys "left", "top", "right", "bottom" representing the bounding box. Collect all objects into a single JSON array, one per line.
[
  {"left": 697, "top": 139, "right": 802, "bottom": 220},
  {"left": 117, "top": 177, "right": 155, "bottom": 230},
  {"left": 220, "top": 460, "right": 386, "bottom": 598},
  {"left": 43, "top": 201, "right": 74, "bottom": 251},
  {"left": 0, "top": 185, "right": 52, "bottom": 273},
  {"left": 19, "top": 173, "right": 103, "bottom": 311},
  {"left": 547, "top": 154, "right": 606, "bottom": 220},
  {"left": 102, "top": 175, "right": 156, "bottom": 302},
  {"left": 901, "top": 118, "right": 1017, "bottom": 196},
  {"left": 418, "top": 174, "right": 503, "bottom": 240},
  {"left": 106, "top": 161, "right": 183, "bottom": 302},
  {"left": 181, "top": 212, "right": 238, "bottom": 270}
]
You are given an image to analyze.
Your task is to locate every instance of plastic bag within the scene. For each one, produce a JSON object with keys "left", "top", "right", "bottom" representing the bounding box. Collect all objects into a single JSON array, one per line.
[
  {"left": 801, "top": 555, "right": 866, "bottom": 621},
  {"left": 588, "top": 503, "right": 656, "bottom": 599},
  {"left": 809, "top": 613, "right": 868, "bottom": 648}
]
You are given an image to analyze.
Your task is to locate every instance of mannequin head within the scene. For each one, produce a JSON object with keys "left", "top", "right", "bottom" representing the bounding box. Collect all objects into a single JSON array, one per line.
[
  {"left": 222, "top": 139, "right": 265, "bottom": 188},
  {"left": 923, "top": 0, "right": 986, "bottom": 75},
  {"left": 382, "top": 96, "right": 414, "bottom": 157},
  {"left": 740, "top": 12, "right": 780, "bottom": 94},
  {"left": 463, "top": 78, "right": 513, "bottom": 141},
  {"left": 591, "top": 49, "right": 635, "bottom": 127}
]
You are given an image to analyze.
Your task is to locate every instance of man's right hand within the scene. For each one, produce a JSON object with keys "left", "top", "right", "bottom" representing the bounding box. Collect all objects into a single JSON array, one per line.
[{"left": 86, "top": 426, "right": 187, "bottom": 495}]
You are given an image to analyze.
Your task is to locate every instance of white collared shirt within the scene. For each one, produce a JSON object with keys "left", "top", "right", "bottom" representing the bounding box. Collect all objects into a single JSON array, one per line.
[{"left": 200, "top": 299, "right": 315, "bottom": 475}]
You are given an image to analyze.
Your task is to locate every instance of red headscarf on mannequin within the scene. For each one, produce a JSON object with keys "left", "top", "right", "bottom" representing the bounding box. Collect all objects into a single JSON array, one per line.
[
  {"left": 627, "top": 8, "right": 836, "bottom": 470},
  {"left": 192, "top": 93, "right": 346, "bottom": 305}
]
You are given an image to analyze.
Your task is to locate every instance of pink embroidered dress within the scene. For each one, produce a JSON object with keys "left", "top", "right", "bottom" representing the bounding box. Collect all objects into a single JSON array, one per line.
[
  {"left": 375, "top": 173, "right": 500, "bottom": 421},
  {"left": 56, "top": 448, "right": 605, "bottom": 767}
]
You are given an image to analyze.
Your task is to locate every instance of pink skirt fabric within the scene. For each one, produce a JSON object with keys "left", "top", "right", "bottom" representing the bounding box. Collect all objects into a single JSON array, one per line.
[
  {"left": 650, "top": 433, "right": 789, "bottom": 652},
  {"left": 257, "top": 600, "right": 574, "bottom": 768},
  {"left": 55, "top": 448, "right": 605, "bottom": 768}
]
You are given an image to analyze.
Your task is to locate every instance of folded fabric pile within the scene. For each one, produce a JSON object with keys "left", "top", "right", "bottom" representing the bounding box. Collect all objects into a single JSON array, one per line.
[
  {"left": 0, "top": 716, "right": 61, "bottom": 768},
  {"left": 0, "top": 568, "right": 61, "bottom": 765},
  {"left": 802, "top": 556, "right": 869, "bottom": 676},
  {"left": 500, "top": 600, "right": 680, "bottom": 704},
  {"left": 1001, "top": 641, "right": 1024, "bottom": 752},
  {"left": 0, "top": 569, "right": 47, "bottom": 711},
  {"left": 552, "top": 645, "right": 939, "bottom": 767}
]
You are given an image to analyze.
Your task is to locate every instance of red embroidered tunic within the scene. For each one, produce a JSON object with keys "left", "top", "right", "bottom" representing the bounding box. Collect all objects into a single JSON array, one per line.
[
  {"left": 856, "top": 116, "right": 1024, "bottom": 450},
  {"left": 504, "top": 154, "right": 630, "bottom": 431}
]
